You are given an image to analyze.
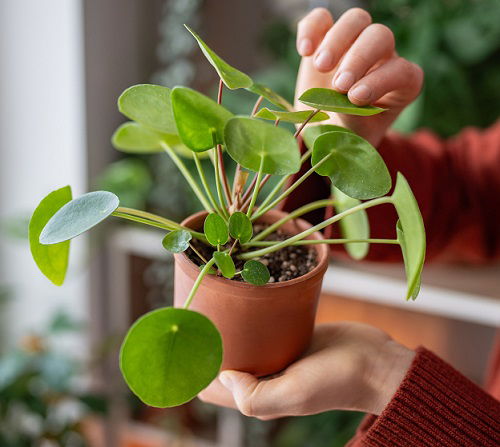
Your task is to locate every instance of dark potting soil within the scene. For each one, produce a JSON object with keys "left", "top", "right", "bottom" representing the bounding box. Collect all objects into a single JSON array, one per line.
[{"left": 186, "top": 224, "right": 318, "bottom": 283}]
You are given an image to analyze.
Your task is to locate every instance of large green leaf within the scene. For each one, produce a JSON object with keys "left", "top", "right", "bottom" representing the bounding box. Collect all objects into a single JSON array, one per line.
[
  {"left": 29, "top": 186, "right": 72, "bottom": 285},
  {"left": 255, "top": 108, "right": 330, "bottom": 124},
  {"left": 224, "top": 117, "right": 300, "bottom": 175},
  {"left": 303, "top": 125, "right": 354, "bottom": 151},
  {"left": 171, "top": 87, "right": 233, "bottom": 152},
  {"left": 185, "top": 25, "right": 252, "bottom": 90},
  {"left": 312, "top": 131, "right": 391, "bottom": 199},
  {"left": 112, "top": 122, "right": 179, "bottom": 153},
  {"left": 247, "top": 83, "right": 293, "bottom": 111},
  {"left": 120, "top": 307, "right": 223, "bottom": 408},
  {"left": 118, "top": 84, "right": 177, "bottom": 134},
  {"left": 39, "top": 191, "right": 119, "bottom": 244},
  {"left": 392, "top": 174, "right": 426, "bottom": 300},
  {"left": 162, "top": 230, "right": 192, "bottom": 253},
  {"left": 299, "top": 88, "right": 386, "bottom": 116},
  {"left": 333, "top": 186, "right": 369, "bottom": 260}
]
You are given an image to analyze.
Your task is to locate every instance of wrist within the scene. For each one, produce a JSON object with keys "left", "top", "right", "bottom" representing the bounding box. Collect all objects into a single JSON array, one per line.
[{"left": 365, "top": 340, "right": 415, "bottom": 415}]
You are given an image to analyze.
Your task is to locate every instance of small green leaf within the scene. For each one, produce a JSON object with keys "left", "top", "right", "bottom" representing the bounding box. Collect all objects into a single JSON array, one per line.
[
  {"left": 312, "top": 131, "right": 391, "bottom": 199},
  {"left": 228, "top": 212, "right": 253, "bottom": 243},
  {"left": 213, "top": 252, "right": 236, "bottom": 279},
  {"left": 171, "top": 87, "right": 233, "bottom": 152},
  {"left": 392, "top": 174, "right": 426, "bottom": 300},
  {"left": 303, "top": 124, "right": 354, "bottom": 151},
  {"left": 29, "top": 186, "right": 72, "bottom": 285},
  {"left": 241, "top": 260, "right": 270, "bottom": 285},
  {"left": 120, "top": 307, "right": 223, "bottom": 408},
  {"left": 333, "top": 186, "right": 369, "bottom": 260},
  {"left": 224, "top": 117, "right": 300, "bottom": 175},
  {"left": 255, "top": 108, "right": 330, "bottom": 124},
  {"left": 118, "top": 84, "right": 177, "bottom": 134},
  {"left": 204, "top": 213, "right": 229, "bottom": 246},
  {"left": 112, "top": 122, "right": 178, "bottom": 153},
  {"left": 39, "top": 191, "right": 119, "bottom": 244},
  {"left": 247, "top": 83, "right": 293, "bottom": 111},
  {"left": 185, "top": 25, "right": 253, "bottom": 90},
  {"left": 162, "top": 230, "right": 192, "bottom": 253},
  {"left": 299, "top": 88, "right": 386, "bottom": 116}
]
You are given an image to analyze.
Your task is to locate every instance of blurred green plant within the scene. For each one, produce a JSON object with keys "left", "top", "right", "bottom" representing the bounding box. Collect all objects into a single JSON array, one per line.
[{"left": 0, "top": 311, "right": 106, "bottom": 447}]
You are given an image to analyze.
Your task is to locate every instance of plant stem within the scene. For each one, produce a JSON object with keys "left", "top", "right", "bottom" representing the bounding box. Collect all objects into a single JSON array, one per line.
[
  {"left": 250, "top": 199, "right": 336, "bottom": 242},
  {"left": 251, "top": 96, "right": 264, "bottom": 116},
  {"left": 193, "top": 152, "right": 223, "bottom": 217},
  {"left": 160, "top": 142, "right": 213, "bottom": 212},
  {"left": 240, "top": 174, "right": 272, "bottom": 212},
  {"left": 245, "top": 238, "right": 400, "bottom": 247},
  {"left": 257, "top": 148, "right": 313, "bottom": 212},
  {"left": 246, "top": 157, "right": 264, "bottom": 217},
  {"left": 275, "top": 118, "right": 280, "bottom": 127},
  {"left": 213, "top": 145, "right": 229, "bottom": 219},
  {"left": 217, "top": 79, "right": 224, "bottom": 104},
  {"left": 251, "top": 152, "right": 332, "bottom": 221},
  {"left": 218, "top": 144, "right": 233, "bottom": 206},
  {"left": 189, "top": 242, "right": 209, "bottom": 264},
  {"left": 228, "top": 239, "right": 238, "bottom": 256},
  {"left": 240, "top": 196, "right": 393, "bottom": 259},
  {"left": 112, "top": 212, "right": 173, "bottom": 231},
  {"left": 294, "top": 109, "right": 319, "bottom": 138},
  {"left": 183, "top": 257, "right": 216, "bottom": 309}
]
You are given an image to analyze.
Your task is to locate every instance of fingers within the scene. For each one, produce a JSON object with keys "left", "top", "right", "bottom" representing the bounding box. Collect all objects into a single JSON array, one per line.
[
  {"left": 296, "top": 8, "right": 333, "bottom": 56},
  {"left": 347, "top": 57, "right": 424, "bottom": 106},
  {"left": 313, "top": 8, "right": 372, "bottom": 72},
  {"left": 332, "top": 24, "right": 395, "bottom": 92},
  {"left": 219, "top": 370, "right": 303, "bottom": 418}
]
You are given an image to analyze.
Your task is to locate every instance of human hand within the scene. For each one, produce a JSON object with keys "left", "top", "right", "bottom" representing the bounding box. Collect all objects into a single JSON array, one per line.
[
  {"left": 198, "top": 322, "right": 414, "bottom": 419},
  {"left": 295, "top": 8, "right": 424, "bottom": 147}
]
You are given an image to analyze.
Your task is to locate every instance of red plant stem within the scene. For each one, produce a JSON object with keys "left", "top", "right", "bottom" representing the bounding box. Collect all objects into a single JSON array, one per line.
[
  {"left": 240, "top": 173, "right": 258, "bottom": 204},
  {"left": 218, "top": 79, "right": 224, "bottom": 104},
  {"left": 252, "top": 96, "right": 264, "bottom": 116},
  {"left": 228, "top": 239, "right": 238, "bottom": 256},
  {"left": 275, "top": 118, "right": 280, "bottom": 126},
  {"left": 294, "top": 109, "right": 319, "bottom": 138},
  {"left": 217, "top": 144, "right": 233, "bottom": 206}
]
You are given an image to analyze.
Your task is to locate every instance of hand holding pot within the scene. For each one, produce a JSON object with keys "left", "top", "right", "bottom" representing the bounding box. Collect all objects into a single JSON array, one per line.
[
  {"left": 198, "top": 322, "right": 414, "bottom": 419},
  {"left": 295, "top": 7, "right": 424, "bottom": 147}
]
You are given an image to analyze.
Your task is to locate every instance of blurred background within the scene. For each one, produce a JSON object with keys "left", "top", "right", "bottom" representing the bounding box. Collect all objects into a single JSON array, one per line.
[{"left": 0, "top": 0, "right": 499, "bottom": 446}]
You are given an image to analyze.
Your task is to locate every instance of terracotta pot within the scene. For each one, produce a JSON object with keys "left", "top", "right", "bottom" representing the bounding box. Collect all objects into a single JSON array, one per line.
[{"left": 173, "top": 209, "right": 329, "bottom": 377}]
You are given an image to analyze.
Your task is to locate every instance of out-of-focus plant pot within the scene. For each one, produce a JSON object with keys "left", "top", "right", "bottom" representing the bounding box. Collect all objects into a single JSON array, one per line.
[{"left": 173, "top": 209, "right": 328, "bottom": 377}]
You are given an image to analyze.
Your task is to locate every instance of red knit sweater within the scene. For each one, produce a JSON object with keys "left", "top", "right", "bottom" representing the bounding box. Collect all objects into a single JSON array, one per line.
[{"left": 284, "top": 122, "right": 500, "bottom": 446}]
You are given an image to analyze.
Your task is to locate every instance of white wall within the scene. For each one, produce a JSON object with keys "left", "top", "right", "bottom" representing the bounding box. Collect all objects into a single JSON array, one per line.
[{"left": 0, "top": 0, "right": 88, "bottom": 348}]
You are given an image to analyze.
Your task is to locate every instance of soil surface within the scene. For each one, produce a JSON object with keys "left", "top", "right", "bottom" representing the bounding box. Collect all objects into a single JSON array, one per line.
[{"left": 186, "top": 224, "right": 318, "bottom": 283}]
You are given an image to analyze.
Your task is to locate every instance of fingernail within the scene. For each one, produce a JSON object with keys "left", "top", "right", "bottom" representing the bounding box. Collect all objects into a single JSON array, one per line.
[
  {"left": 334, "top": 72, "right": 355, "bottom": 91},
  {"left": 298, "top": 38, "right": 313, "bottom": 56},
  {"left": 219, "top": 372, "right": 233, "bottom": 391},
  {"left": 314, "top": 50, "right": 333, "bottom": 70},
  {"left": 350, "top": 84, "right": 372, "bottom": 102}
]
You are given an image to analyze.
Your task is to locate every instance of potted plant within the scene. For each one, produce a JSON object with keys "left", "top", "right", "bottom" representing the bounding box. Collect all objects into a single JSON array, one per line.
[{"left": 29, "top": 26, "right": 425, "bottom": 409}]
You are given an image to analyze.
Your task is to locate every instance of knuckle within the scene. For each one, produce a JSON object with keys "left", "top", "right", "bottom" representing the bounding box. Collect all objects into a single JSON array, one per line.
[
  {"left": 345, "top": 7, "right": 372, "bottom": 25},
  {"left": 368, "top": 23, "right": 395, "bottom": 48},
  {"left": 238, "top": 397, "right": 255, "bottom": 417}
]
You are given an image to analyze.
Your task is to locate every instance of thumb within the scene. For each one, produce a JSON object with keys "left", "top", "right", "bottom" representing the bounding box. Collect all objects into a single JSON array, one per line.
[{"left": 218, "top": 370, "right": 291, "bottom": 417}]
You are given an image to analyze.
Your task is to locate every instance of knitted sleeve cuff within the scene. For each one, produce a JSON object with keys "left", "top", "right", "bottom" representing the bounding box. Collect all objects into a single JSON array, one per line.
[{"left": 362, "top": 347, "right": 500, "bottom": 447}]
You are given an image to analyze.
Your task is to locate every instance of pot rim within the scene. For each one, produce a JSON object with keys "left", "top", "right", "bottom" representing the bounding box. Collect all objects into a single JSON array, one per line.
[{"left": 174, "top": 209, "right": 329, "bottom": 291}]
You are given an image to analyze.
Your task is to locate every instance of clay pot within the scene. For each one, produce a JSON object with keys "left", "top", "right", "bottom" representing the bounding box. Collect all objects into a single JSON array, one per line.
[{"left": 173, "top": 209, "right": 328, "bottom": 377}]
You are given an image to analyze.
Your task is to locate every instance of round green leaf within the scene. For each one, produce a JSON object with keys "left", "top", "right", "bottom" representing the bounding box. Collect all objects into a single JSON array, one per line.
[
  {"left": 228, "top": 212, "right": 253, "bottom": 243},
  {"left": 333, "top": 186, "right": 370, "bottom": 260},
  {"left": 303, "top": 124, "right": 354, "bottom": 151},
  {"left": 299, "top": 88, "right": 386, "bottom": 116},
  {"left": 312, "top": 131, "right": 391, "bottom": 199},
  {"left": 224, "top": 117, "right": 300, "bottom": 175},
  {"left": 29, "top": 186, "right": 72, "bottom": 286},
  {"left": 118, "top": 84, "right": 177, "bottom": 134},
  {"left": 111, "top": 122, "right": 179, "bottom": 154},
  {"left": 204, "top": 213, "right": 229, "bottom": 246},
  {"left": 185, "top": 25, "right": 253, "bottom": 90},
  {"left": 213, "top": 252, "right": 236, "bottom": 279},
  {"left": 255, "top": 108, "right": 330, "bottom": 124},
  {"left": 241, "top": 260, "right": 270, "bottom": 285},
  {"left": 120, "top": 307, "right": 223, "bottom": 408},
  {"left": 39, "top": 191, "right": 119, "bottom": 244},
  {"left": 247, "top": 83, "right": 293, "bottom": 111},
  {"left": 171, "top": 87, "right": 233, "bottom": 152},
  {"left": 162, "top": 230, "right": 192, "bottom": 253},
  {"left": 392, "top": 173, "right": 426, "bottom": 301}
]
